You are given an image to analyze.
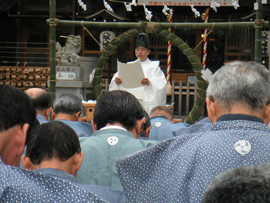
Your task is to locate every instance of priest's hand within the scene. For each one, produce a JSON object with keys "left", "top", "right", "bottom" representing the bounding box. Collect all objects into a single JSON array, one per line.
[
  {"left": 141, "top": 78, "right": 150, "bottom": 86},
  {"left": 115, "top": 77, "right": 122, "bottom": 85}
]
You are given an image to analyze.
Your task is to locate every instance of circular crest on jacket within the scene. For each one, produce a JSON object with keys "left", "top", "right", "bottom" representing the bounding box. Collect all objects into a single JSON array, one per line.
[
  {"left": 234, "top": 140, "right": 251, "bottom": 155},
  {"left": 107, "top": 136, "right": 119, "bottom": 146}
]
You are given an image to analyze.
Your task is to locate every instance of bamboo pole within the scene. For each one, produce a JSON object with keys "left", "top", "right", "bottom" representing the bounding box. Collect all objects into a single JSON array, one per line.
[
  {"left": 254, "top": 11, "right": 262, "bottom": 63},
  {"left": 49, "top": 0, "right": 56, "bottom": 102},
  {"left": 49, "top": 20, "right": 269, "bottom": 30}
]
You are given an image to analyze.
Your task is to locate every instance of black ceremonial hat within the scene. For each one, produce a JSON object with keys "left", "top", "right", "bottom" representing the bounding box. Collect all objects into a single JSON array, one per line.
[{"left": 135, "top": 33, "right": 150, "bottom": 49}]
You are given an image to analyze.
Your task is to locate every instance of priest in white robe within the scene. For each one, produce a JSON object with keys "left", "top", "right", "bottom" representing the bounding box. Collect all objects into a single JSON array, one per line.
[{"left": 109, "top": 33, "right": 167, "bottom": 114}]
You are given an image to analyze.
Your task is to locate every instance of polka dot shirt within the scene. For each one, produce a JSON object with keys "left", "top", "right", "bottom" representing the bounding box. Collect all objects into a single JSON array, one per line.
[
  {"left": 0, "top": 158, "right": 107, "bottom": 202},
  {"left": 117, "top": 117, "right": 270, "bottom": 203}
]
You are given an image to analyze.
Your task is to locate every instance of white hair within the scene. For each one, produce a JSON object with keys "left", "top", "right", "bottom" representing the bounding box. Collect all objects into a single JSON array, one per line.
[{"left": 206, "top": 61, "right": 270, "bottom": 111}]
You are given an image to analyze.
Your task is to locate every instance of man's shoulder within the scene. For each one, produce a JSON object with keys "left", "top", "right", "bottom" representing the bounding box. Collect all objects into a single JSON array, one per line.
[
  {"left": 149, "top": 60, "right": 160, "bottom": 66},
  {"left": 150, "top": 119, "right": 270, "bottom": 152},
  {"left": 57, "top": 119, "right": 93, "bottom": 137},
  {"left": 141, "top": 60, "right": 160, "bottom": 69},
  {"left": 176, "top": 119, "right": 270, "bottom": 145},
  {"left": 35, "top": 167, "right": 125, "bottom": 203},
  {"left": 56, "top": 119, "right": 82, "bottom": 126},
  {"left": 196, "top": 117, "right": 211, "bottom": 124},
  {"left": 212, "top": 119, "right": 269, "bottom": 132},
  {"left": 138, "top": 139, "right": 160, "bottom": 147},
  {"left": 74, "top": 121, "right": 93, "bottom": 132},
  {"left": 174, "top": 121, "right": 212, "bottom": 137},
  {"left": 82, "top": 128, "right": 131, "bottom": 137},
  {"left": 150, "top": 117, "right": 172, "bottom": 127},
  {"left": 79, "top": 129, "right": 132, "bottom": 143},
  {"left": 150, "top": 116, "right": 170, "bottom": 122},
  {"left": 0, "top": 161, "right": 106, "bottom": 202},
  {"left": 116, "top": 119, "right": 270, "bottom": 203},
  {"left": 150, "top": 117, "right": 182, "bottom": 135},
  {"left": 79, "top": 129, "right": 159, "bottom": 148},
  {"left": 0, "top": 161, "right": 29, "bottom": 179},
  {"left": 80, "top": 184, "right": 126, "bottom": 203},
  {"left": 36, "top": 114, "right": 48, "bottom": 124}
]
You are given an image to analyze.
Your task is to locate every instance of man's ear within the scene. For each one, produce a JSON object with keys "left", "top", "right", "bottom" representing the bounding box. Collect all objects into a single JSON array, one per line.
[
  {"left": 147, "top": 49, "right": 151, "bottom": 56},
  {"left": 51, "top": 109, "right": 56, "bottom": 120},
  {"left": 45, "top": 107, "right": 52, "bottom": 120},
  {"left": 135, "top": 117, "right": 146, "bottom": 137},
  {"left": 144, "top": 126, "right": 152, "bottom": 138},
  {"left": 75, "top": 111, "right": 81, "bottom": 121},
  {"left": 91, "top": 120, "right": 98, "bottom": 132},
  {"left": 206, "top": 98, "right": 216, "bottom": 124},
  {"left": 21, "top": 155, "right": 34, "bottom": 170},
  {"left": 16, "top": 123, "right": 29, "bottom": 157},
  {"left": 263, "top": 103, "right": 270, "bottom": 125},
  {"left": 74, "top": 152, "right": 84, "bottom": 175}
]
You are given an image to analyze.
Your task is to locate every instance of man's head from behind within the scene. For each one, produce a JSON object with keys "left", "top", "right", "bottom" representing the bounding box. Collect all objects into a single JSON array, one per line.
[
  {"left": 22, "top": 121, "right": 84, "bottom": 177},
  {"left": 25, "top": 88, "right": 52, "bottom": 120},
  {"left": 202, "top": 163, "right": 270, "bottom": 203},
  {"left": 206, "top": 62, "right": 270, "bottom": 123},
  {"left": 53, "top": 93, "right": 82, "bottom": 121},
  {"left": 150, "top": 106, "right": 174, "bottom": 123},
  {"left": 93, "top": 90, "right": 145, "bottom": 138},
  {"left": 0, "top": 85, "right": 36, "bottom": 166}
]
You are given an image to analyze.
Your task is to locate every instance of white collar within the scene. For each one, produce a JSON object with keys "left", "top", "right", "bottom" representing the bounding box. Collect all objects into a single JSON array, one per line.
[
  {"left": 142, "top": 58, "right": 151, "bottom": 63},
  {"left": 100, "top": 125, "right": 127, "bottom": 131}
]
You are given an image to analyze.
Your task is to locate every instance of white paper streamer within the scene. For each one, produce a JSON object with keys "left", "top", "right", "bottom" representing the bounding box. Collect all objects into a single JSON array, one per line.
[
  {"left": 103, "top": 0, "right": 114, "bottom": 13},
  {"left": 162, "top": 3, "right": 172, "bottom": 16},
  {"left": 143, "top": 3, "right": 153, "bottom": 21},
  {"left": 232, "top": 0, "right": 240, "bottom": 10},
  {"left": 124, "top": 0, "right": 137, "bottom": 12},
  {"left": 210, "top": 0, "right": 220, "bottom": 12},
  {"left": 190, "top": 5, "right": 200, "bottom": 18},
  {"left": 78, "top": 0, "right": 87, "bottom": 11}
]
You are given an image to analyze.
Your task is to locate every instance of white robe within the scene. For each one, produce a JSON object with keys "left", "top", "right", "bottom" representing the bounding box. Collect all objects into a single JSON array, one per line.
[{"left": 109, "top": 59, "right": 167, "bottom": 114}]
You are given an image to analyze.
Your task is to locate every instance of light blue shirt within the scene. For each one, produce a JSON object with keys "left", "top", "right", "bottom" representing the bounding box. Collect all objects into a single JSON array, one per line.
[
  {"left": 36, "top": 114, "right": 48, "bottom": 124},
  {"left": 56, "top": 119, "right": 93, "bottom": 137},
  {"left": 149, "top": 116, "right": 190, "bottom": 141}
]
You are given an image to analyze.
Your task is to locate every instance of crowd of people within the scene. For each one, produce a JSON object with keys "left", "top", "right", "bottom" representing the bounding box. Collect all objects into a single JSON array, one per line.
[
  {"left": 1, "top": 31, "right": 270, "bottom": 202},
  {"left": 1, "top": 60, "right": 270, "bottom": 202}
]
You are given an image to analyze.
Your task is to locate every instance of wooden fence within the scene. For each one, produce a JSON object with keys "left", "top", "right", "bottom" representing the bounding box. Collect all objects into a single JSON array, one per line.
[{"left": 170, "top": 80, "right": 205, "bottom": 116}]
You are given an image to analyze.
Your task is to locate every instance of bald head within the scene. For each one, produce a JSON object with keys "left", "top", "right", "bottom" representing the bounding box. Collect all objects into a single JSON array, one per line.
[
  {"left": 25, "top": 88, "right": 47, "bottom": 100},
  {"left": 25, "top": 88, "right": 52, "bottom": 112},
  {"left": 150, "top": 106, "right": 174, "bottom": 122}
]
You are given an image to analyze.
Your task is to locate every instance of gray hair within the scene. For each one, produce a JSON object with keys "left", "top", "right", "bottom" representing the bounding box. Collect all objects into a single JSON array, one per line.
[
  {"left": 202, "top": 163, "right": 270, "bottom": 203},
  {"left": 206, "top": 61, "right": 270, "bottom": 111},
  {"left": 53, "top": 93, "right": 82, "bottom": 115},
  {"left": 150, "top": 106, "right": 174, "bottom": 120}
]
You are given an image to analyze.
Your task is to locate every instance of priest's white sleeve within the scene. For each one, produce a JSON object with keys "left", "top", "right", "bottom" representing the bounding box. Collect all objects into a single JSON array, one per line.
[{"left": 141, "top": 61, "right": 167, "bottom": 113}]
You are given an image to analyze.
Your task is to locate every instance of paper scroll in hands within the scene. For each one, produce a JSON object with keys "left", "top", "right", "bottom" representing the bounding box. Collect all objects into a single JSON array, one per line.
[{"left": 117, "top": 59, "right": 145, "bottom": 88}]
